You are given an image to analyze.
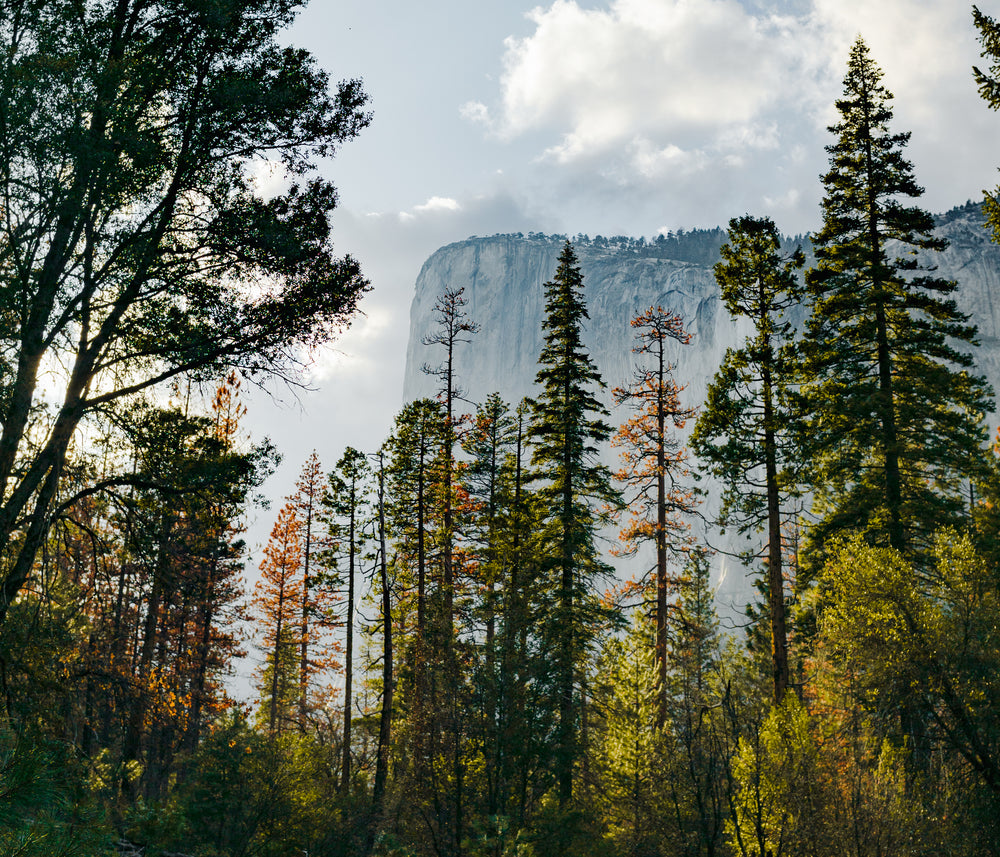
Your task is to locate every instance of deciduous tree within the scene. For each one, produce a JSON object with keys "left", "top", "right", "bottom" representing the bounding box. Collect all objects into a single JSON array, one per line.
[{"left": 0, "top": 0, "right": 370, "bottom": 625}]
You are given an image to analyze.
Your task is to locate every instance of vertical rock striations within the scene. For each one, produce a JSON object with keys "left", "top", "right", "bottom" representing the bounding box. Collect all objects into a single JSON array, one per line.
[{"left": 402, "top": 204, "right": 1000, "bottom": 608}]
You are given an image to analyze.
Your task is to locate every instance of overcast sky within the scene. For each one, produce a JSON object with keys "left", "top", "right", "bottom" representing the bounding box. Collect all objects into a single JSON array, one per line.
[{"left": 241, "top": 0, "right": 1000, "bottom": 556}]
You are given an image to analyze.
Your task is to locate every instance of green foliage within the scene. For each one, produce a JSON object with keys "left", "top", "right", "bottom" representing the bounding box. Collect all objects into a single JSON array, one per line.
[
  {"left": 728, "top": 694, "right": 822, "bottom": 857},
  {"left": 796, "top": 37, "right": 991, "bottom": 562},
  {"left": 0, "top": 0, "right": 371, "bottom": 624},
  {"left": 140, "top": 711, "right": 350, "bottom": 857},
  {"left": 503, "top": 793, "right": 613, "bottom": 857},
  {"left": 974, "top": 5, "right": 1000, "bottom": 243},
  {"left": 527, "top": 242, "right": 620, "bottom": 804},
  {"left": 0, "top": 727, "right": 112, "bottom": 856},
  {"left": 692, "top": 215, "right": 803, "bottom": 535},
  {"left": 693, "top": 215, "right": 804, "bottom": 700},
  {"left": 593, "top": 627, "right": 668, "bottom": 857},
  {"left": 819, "top": 532, "right": 1000, "bottom": 803}
]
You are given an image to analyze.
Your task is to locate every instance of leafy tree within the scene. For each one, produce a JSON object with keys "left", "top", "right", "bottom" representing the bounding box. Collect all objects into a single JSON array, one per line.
[
  {"left": 662, "top": 550, "right": 728, "bottom": 857},
  {"left": 611, "top": 305, "right": 696, "bottom": 723},
  {"left": 691, "top": 216, "right": 804, "bottom": 701},
  {"left": 728, "top": 694, "right": 824, "bottom": 857},
  {"left": 820, "top": 533, "right": 1000, "bottom": 804},
  {"left": 114, "top": 396, "right": 270, "bottom": 797},
  {"left": 593, "top": 625, "right": 666, "bottom": 857},
  {"left": 0, "top": 0, "right": 370, "bottom": 625},
  {"left": 796, "top": 37, "right": 991, "bottom": 560},
  {"left": 527, "top": 242, "right": 618, "bottom": 804}
]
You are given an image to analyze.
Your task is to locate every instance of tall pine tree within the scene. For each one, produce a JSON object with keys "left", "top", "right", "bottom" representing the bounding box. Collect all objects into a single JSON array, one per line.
[
  {"left": 527, "top": 242, "right": 618, "bottom": 805},
  {"left": 612, "top": 306, "right": 696, "bottom": 725},
  {"left": 797, "top": 37, "right": 991, "bottom": 560},
  {"left": 691, "top": 216, "right": 803, "bottom": 701}
]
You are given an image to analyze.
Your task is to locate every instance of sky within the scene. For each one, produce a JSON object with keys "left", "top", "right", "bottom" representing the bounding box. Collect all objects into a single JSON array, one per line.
[{"left": 241, "top": 0, "right": 1000, "bottom": 556}]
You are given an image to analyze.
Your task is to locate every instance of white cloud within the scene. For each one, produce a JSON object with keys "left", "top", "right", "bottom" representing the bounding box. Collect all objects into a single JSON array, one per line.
[
  {"left": 458, "top": 0, "right": 997, "bottom": 235},
  {"left": 460, "top": 100, "right": 492, "bottom": 126},
  {"left": 489, "top": 0, "right": 824, "bottom": 167},
  {"left": 414, "top": 196, "right": 462, "bottom": 213},
  {"left": 398, "top": 195, "right": 463, "bottom": 222}
]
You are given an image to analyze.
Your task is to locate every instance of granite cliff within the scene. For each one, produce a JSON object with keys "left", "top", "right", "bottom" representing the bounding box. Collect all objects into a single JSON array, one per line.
[{"left": 401, "top": 202, "right": 1000, "bottom": 610}]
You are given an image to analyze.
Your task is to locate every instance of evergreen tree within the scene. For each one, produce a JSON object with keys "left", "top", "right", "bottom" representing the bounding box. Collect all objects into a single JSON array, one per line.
[
  {"left": 527, "top": 242, "right": 618, "bottom": 805},
  {"left": 422, "top": 287, "right": 479, "bottom": 638},
  {"left": 387, "top": 398, "right": 443, "bottom": 655},
  {"left": 797, "top": 37, "right": 991, "bottom": 560},
  {"left": 974, "top": 5, "right": 1000, "bottom": 242},
  {"left": 254, "top": 502, "right": 303, "bottom": 736},
  {"left": 691, "top": 216, "right": 803, "bottom": 701},
  {"left": 611, "top": 306, "right": 696, "bottom": 724},
  {"left": 323, "top": 446, "right": 371, "bottom": 794},
  {"left": 290, "top": 452, "right": 334, "bottom": 726}
]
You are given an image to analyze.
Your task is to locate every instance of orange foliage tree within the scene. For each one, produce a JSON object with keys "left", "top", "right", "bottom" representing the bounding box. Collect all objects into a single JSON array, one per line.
[
  {"left": 611, "top": 306, "right": 697, "bottom": 724},
  {"left": 289, "top": 451, "right": 340, "bottom": 726},
  {"left": 254, "top": 502, "right": 303, "bottom": 736}
]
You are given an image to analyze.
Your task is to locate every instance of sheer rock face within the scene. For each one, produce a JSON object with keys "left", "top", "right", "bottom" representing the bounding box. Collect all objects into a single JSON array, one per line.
[{"left": 402, "top": 205, "right": 1000, "bottom": 609}]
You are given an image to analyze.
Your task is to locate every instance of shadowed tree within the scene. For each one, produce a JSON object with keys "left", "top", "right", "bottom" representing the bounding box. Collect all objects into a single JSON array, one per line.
[
  {"left": 527, "top": 242, "right": 619, "bottom": 805},
  {"left": 691, "top": 216, "right": 804, "bottom": 701},
  {"left": 0, "top": 0, "right": 370, "bottom": 626},
  {"left": 797, "top": 37, "right": 991, "bottom": 562},
  {"left": 323, "top": 446, "right": 370, "bottom": 794}
]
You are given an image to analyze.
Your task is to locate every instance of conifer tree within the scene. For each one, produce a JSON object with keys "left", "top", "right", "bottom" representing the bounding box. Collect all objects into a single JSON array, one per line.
[
  {"left": 422, "top": 286, "right": 479, "bottom": 637},
  {"left": 612, "top": 306, "right": 696, "bottom": 723},
  {"left": 367, "top": 447, "right": 394, "bottom": 856},
  {"left": 691, "top": 216, "right": 803, "bottom": 701},
  {"left": 288, "top": 452, "right": 339, "bottom": 726},
  {"left": 254, "top": 502, "right": 303, "bottom": 736},
  {"left": 974, "top": 5, "right": 1000, "bottom": 241},
  {"left": 387, "top": 398, "right": 443, "bottom": 653},
  {"left": 527, "top": 242, "right": 618, "bottom": 805},
  {"left": 797, "top": 37, "right": 991, "bottom": 560},
  {"left": 323, "top": 446, "right": 370, "bottom": 794}
]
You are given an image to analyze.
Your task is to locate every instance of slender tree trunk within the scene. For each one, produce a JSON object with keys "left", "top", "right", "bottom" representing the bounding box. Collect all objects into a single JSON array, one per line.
[
  {"left": 186, "top": 550, "right": 217, "bottom": 755},
  {"left": 655, "top": 337, "right": 669, "bottom": 727},
  {"left": 762, "top": 342, "right": 789, "bottom": 702},
  {"left": 341, "top": 482, "right": 356, "bottom": 794},
  {"left": 299, "top": 488, "right": 314, "bottom": 726},
  {"left": 269, "top": 565, "right": 291, "bottom": 737},
  {"left": 558, "top": 371, "right": 575, "bottom": 806},
  {"left": 368, "top": 455, "right": 393, "bottom": 856},
  {"left": 860, "top": 89, "right": 904, "bottom": 554},
  {"left": 122, "top": 515, "right": 171, "bottom": 795}
]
